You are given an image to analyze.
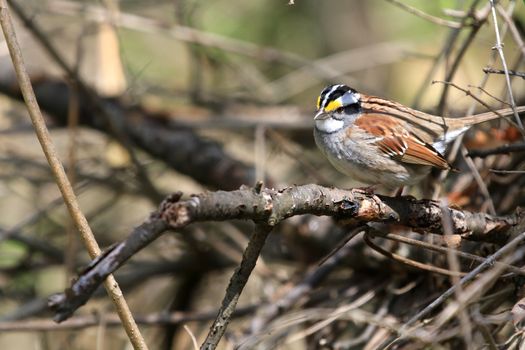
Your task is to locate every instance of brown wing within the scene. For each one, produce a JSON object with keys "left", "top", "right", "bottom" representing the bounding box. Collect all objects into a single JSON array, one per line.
[
  {"left": 360, "top": 94, "right": 447, "bottom": 141},
  {"left": 354, "top": 114, "right": 450, "bottom": 169}
]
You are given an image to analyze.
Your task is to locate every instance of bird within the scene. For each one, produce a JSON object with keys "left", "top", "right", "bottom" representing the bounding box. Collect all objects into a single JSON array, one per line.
[{"left": 313, "top": 84, "right": 525, "bottom": 188}]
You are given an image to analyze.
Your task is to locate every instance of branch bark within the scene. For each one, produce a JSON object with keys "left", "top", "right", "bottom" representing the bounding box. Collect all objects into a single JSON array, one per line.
[{"left": 49, "top": 184, "right": 518, "bottom": 323}]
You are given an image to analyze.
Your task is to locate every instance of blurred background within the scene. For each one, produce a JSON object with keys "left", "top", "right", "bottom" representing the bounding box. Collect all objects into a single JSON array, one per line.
[{"left": 0, "top": 0, "right": 524, "bottom": 349}]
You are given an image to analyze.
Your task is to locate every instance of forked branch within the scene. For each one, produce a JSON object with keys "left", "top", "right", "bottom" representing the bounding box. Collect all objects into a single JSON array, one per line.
[{"left": 49, "top": 184, "right": 518, "bottom": 323}]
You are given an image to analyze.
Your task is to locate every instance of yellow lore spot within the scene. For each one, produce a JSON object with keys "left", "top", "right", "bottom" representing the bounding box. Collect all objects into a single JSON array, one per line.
[{"left": 323, "top": 98, "right": 342, "bottom": 112}]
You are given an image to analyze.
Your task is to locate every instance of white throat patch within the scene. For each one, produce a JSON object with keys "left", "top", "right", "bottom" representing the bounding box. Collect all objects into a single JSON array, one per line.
[{"left": 315, "top": 117, "right": 344, "bottom": 133}]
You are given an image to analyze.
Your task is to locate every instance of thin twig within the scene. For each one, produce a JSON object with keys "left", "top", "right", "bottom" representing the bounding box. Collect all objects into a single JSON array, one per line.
[
  {"left": 364, "top": 232, "right": 465, "bottom": 277},
  {"left": 461, "top": 145, "right": 496, "bottom": 215},
  {"left": 263, "top": 41, "right": 410, "bottom": 103},
  {"left": 489, "top": 169, "right": 525, "bottom": 174},
  {"left": 284, "top": 291, "right": 377, "bottom": 345},
  {"left": 382, "top": 231, "right": 525, "bottom": 349},
  {"left": 412, "top": 0, "right": 478, "bottom": 109},
  {"left": 488, "top": 0, "right": 524, "bottom": 132},
  {"left": 381, "top": 233, "right": 525, "bottom": 276},
  {"left": 469, "top": 84, "right": 511, "bottom": 106},
  {"left": 432, "top": 80, "right": 523, "bottom": 132},
  {"left": 483, "top": 67, "right": 525, "bottom": 80},
  {"left": 432, "top": 1, "right": 518, "bottom": 199},
  {"left": 384, "top": 0, "right": 462, "bottom": 28},
  {"left": 9, "top": 0, "right": 163, "bottom": 203},
  {"left": 495, "top": 4, "right": 525, "bottom": 58},
  {"left": 441, "top": 199, "right": 473, "bottom": 346},
  {"left": 317, "top": 226, "right": 364, "bottom": 266},
  {"left": 433, "top": 80, "right": 508, "bottom": 120},
  {"left": 436, "top": 1, "right": 489, "bottom": 114},
  {"left": 0, "top": 2, "right": 148, "bottom": 349},
  {"left": 46, "top": 0, "right": 309, "bottom": 67},
  {"left": 428, "top": 247, "right": 524, "bottom": 340},
  {"left": 201, "top": 223, "right": 273, "bottom": 350},
  {"left": 184, "top": 325, "right": 200, "bottom": 350},
  {"left": 250, "top": 227, "right": 364, "bottom": 334}
]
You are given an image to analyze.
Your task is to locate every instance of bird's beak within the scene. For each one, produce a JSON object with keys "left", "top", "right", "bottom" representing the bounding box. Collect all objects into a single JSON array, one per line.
[{"left": 314, "top": 110, "right": 329, "bottom": 120}]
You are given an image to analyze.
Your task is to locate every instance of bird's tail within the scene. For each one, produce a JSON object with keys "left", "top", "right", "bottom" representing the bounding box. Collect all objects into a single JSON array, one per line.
[{"left": 460, "top": 105, "right": 525, "bottom": 127}]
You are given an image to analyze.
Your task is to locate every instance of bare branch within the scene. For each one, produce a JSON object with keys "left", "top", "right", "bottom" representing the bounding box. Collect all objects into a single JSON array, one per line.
[
  {"left": 488, "top": 0, "right": 524, "bottom": 132},
  {"left": 380, "top": 232, "right": 525, "bottom": 276},
  {"left": 432, "top": 80, "right": 520, "bottom": 127},
  {"left": 384, "top": 0, "right": 462, "bottom": 28},
  {"left": 8, "top": 0, "right": 163, "bottom": 202},
  {"left": 250, "top": 227, "right": 364, "bottom": 334},
  {"left": 49, "top": 184, "right": 518, "bottom": 323},
  {"left": 0, "top": 1, "right": 148, "bottom": 349},
  {"left": 436, "top": 2, "right": 489, "bottom": 114},
  {"left": 382, "top": 231, "right": 525, "bottom": 348},
  {"left": 45, "top": 0, "right": 309, "bottom": 67},
  {"left": 483, "top": 67, "right": 525, "bottom": 80}
]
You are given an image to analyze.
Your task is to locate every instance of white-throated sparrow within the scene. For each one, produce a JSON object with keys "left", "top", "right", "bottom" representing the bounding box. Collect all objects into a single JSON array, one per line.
[{"left": 313, "top": 84, "right": 525, "bottom": 187}]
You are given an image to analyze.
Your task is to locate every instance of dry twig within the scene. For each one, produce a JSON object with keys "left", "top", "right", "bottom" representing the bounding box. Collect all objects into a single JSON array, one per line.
[
  {"left": 488, "top": 0, "right": 524, "bottom": 131},
  {"left": 48, "top": 185, "right": 518, "bottom": 333},
  {"left": 0, "top": 1, "right": 148, "bottom": 349},
  {"left": 483, "top": 67, "right": 525, "bottom": 80},
  {"left": 382, "top": 231, "right": 525, "bottom": 348},
  {"left": 384, "top": 0, "right": 462, "bottom": 28}
]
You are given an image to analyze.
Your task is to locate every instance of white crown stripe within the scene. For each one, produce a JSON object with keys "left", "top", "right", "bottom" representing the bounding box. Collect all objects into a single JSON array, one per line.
[{"left": 320, "top": 84, "right": 343, "bottom": 110}]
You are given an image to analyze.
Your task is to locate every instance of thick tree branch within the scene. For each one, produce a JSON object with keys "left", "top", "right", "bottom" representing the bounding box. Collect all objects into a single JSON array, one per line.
[
  {"left": 49, "top": 184, "right": 518, "bottom": 323},
  {"left": 0, "top": 78, "right": 258, "bottom": 190}
]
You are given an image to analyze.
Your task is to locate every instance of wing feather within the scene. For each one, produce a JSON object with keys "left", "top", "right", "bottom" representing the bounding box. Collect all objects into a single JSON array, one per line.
[{"left": 354, "top": 113, "right": 450, "bottom": 170}]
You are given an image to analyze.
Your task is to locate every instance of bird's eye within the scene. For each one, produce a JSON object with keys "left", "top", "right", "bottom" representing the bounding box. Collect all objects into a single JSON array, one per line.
[{"left": 338, "top": 104, "right": 359, "bottom": 115}]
